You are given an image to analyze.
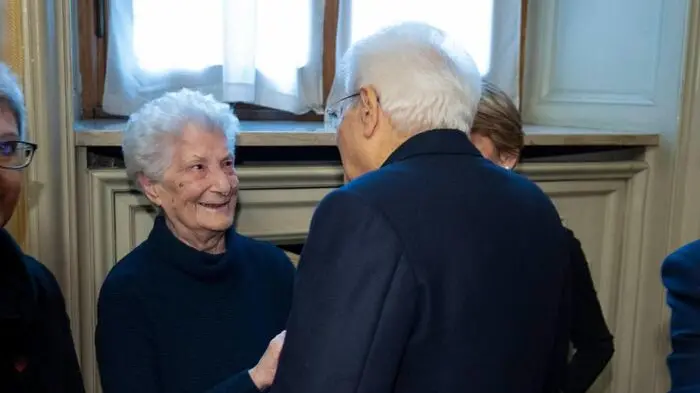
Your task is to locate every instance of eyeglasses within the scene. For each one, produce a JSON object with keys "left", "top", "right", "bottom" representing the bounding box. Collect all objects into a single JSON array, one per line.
[
  {"left": 324, "top": 93, "right": 360, "bottom": 132},
  {"left": 0, "top": 141, "right": 38, "bottom": 170}
]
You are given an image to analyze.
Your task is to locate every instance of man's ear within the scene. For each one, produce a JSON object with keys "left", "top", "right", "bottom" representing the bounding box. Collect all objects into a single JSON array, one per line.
[
  {"left": 358, "top": 85, "right": 380, "bottom": 138},
  {"left": 138, "top": 173, "right": 162, "bottom": 206}
]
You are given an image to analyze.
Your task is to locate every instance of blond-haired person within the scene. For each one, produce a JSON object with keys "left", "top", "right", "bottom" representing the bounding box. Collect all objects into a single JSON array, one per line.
[{"left": 470, "top": 80, "right": 615, "bottom": 393}]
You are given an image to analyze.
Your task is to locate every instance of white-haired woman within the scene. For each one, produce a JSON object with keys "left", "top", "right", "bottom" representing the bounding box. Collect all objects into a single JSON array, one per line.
[
  {"left": 95, "top": 89, "right": 294, "bottom": 393},
  {"left": 0, "top": 63, "right": 84, "bottom": 392}
]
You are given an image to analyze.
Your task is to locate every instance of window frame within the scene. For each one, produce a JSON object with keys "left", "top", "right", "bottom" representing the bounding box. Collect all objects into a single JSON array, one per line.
[{"left": 77, "top": 0, "right": 524, "bottom": 121}]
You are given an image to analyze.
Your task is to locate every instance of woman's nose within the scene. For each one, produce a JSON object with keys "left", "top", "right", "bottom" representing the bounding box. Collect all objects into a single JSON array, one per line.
[{"left": 211, "top": 168, "right": 237, "bottom": 194}]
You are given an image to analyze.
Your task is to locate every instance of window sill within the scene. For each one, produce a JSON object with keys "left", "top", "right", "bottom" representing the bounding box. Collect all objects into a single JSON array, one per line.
[{"left": 74, "top": 119, "right": 660, "bottom": 147}]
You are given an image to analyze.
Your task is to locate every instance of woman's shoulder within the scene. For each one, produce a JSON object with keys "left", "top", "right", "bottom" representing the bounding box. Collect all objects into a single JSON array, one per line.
[
  {"left": 99, "top": 242, "right": 154, "bottom": 300},
  {"left": 233, "top": 234, "right": 295, "bottom": 273},
  {"left": 22, "top": 256, "right": 64, "bottom": 300}
]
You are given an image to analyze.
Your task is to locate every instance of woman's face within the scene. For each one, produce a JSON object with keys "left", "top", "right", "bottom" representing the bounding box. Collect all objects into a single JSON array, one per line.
[
  {"left": 0, "top": 107, "right": 21, "bottom": 228},
  {"left": 470, "top": 132, "right": 518, "bottom": 169},
  {"left": 142, "top": 124, "right": 238, "bottom": 236}
]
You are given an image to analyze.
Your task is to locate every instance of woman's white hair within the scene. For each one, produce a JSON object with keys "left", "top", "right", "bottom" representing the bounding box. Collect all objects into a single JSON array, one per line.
[
  {"left": 122, "top": 88, "right": 239, "bottom": 185},
  {"left": 334, "top": 22, "right": 482, "bottom": 134},
  {"left": 0, "top": 63, "right": 26, "bottom": 138}
]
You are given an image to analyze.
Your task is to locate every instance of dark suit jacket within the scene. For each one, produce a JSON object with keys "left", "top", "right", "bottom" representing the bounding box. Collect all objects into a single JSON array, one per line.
[
  {"left": 271, "top": 129, "right": 572, "bottom": 393},
  {"left": 564, "top": 228, "right": 614, "bottom": 393},
  {"left": 662, "top": 240, "right": 700, "bottom": 393}
]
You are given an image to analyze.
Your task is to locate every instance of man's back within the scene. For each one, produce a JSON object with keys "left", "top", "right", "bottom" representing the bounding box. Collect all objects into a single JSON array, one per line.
[{"left": 273, "top": 130, "right": 571, "bottom": 393}]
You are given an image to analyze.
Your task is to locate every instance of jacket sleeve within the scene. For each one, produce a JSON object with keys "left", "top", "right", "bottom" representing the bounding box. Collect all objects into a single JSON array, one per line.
[
  {"left": 662, "top": 243, "right": 700, "bottom": 393},
  {"left": 270, "top": 189, "right": 418, "bottom": 393},
  {"left": 563, "top": 230, "right": 614, "bottom": 393},
  {"left": 95, "top": 277, "right": 164, "bottom": 393}
]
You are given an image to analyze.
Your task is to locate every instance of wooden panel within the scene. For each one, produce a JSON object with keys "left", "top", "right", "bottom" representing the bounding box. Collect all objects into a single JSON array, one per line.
[
  {"left": 540, "top": 179, "right": 628, "bottom": 393},
  {"left": 112, "top": 187, "right": 334, "bottom": 262},
  {"left": 78, "top": 162, "right": 649, "bottom": 393},
  {"left": 523, "top": 0, "right": 688, "bottom": 132}
]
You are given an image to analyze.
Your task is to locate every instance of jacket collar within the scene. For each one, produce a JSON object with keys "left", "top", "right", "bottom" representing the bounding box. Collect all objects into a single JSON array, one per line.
[{"left": 382, "top": 129, "right": 482, "bottom": 167}]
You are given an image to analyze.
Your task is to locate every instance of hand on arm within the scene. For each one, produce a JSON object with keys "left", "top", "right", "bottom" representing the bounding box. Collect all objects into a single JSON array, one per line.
[{"left": 249, "top": 331, "right": 286, "bottom": 391}]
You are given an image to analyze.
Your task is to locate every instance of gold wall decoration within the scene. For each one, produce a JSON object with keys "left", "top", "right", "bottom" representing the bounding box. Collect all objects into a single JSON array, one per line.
[{"left": 1, "top": 0, "right": 28, "bottom": 248}]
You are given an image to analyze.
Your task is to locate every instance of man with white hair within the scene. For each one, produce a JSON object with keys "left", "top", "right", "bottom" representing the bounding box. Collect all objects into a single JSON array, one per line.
[{"left": 271, "top": 22, "right": 571, "bottom": 393}]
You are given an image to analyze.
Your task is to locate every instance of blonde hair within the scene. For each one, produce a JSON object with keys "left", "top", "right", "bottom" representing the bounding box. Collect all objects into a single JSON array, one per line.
[{"left": 471, "top": 80, "right": 523, "bottom": 159}]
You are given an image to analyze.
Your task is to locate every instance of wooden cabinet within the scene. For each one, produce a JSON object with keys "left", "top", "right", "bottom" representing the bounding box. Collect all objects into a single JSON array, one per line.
[{"left": 77, "top": 161, "right": 649, "bottom": 393}]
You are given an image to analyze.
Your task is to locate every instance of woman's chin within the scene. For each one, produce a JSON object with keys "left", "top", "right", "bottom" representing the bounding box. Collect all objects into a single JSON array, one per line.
[{"left": 196, "top": 203, "right": 235, "bottom": 231}]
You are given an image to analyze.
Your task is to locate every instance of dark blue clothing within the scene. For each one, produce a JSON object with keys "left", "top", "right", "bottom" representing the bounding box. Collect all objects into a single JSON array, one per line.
[
  {"left": 96, "top": 216, "right": 295, "bottom": 393},
  {"left": 564, "top": 228, "right": 614, "bottom": 393},
  {"left": 662, "top": 240, "right": 700, "bottom": 393},
  {"left": 0, "top": 228, "right": 84, "bottom": 393},
  {"left": 272, "top": 129, "right": 572, "bottom": 393}
]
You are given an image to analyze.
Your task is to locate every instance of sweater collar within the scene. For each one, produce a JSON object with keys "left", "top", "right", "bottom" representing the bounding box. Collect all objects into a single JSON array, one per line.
[{"left": 145, "top": 215, "right": 237, "bottom": 281}]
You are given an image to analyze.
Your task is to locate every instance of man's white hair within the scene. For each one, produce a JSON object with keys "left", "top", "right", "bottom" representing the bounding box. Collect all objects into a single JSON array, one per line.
[
  {"left": 122, "top": 88, "right": 239, "bottom": 187},
  {"left": 332, "top": 22, "right": 482, "bottom": 134},
  {"left": 0, "top": 63, "right": 26, "bottom": 138}
]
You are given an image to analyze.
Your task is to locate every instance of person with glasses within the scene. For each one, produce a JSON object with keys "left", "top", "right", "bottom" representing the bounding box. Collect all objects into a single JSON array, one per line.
[
  {"left": 271, "top": 22, "right": 571, "bottom": 393},
  {"left": 0, "top": 63, "right": 85, "bottom": 392},
  {"left": 470, "top": 80, "right": 615, "bottom": 393}
]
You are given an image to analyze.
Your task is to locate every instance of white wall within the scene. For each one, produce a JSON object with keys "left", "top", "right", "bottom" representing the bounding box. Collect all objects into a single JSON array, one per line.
[{"left": 523, "top": 0, "right": 688, "bottom": 132}]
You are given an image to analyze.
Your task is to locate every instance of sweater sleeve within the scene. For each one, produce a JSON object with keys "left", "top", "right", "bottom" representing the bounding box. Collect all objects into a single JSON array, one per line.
[
  {"left": 95, "top": 277, "right": 162, "bottom": 393},
  {"left": 96, "top": 270, "right": 265, "bottom": 393},
  {"left": 564, "top": 230, "right": 614, "bottom": 393},
  {"left": 205, "top": 371, "right": 260, "bottom": 393}
]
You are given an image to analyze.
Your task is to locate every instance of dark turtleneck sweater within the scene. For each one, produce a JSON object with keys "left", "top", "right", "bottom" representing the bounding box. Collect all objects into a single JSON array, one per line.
[
  {"left": 0, "top": 228, "right": 84, "bottom": 393},
  {"left": 95, "top": 216, "right": 295, "bottom": 393}
]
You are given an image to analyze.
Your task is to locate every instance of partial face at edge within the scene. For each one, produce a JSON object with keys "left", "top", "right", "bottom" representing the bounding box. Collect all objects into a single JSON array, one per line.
[
  {"left": 140, "top": 125, "right": 239, "bottom": 236},
  {"left": 0, "top": 107, "right": 22, "bottom": 228},
  {"left": 470, "top": 132, "right": 518, "bottom": 170},
  {"left": 335, "top": 86, "right": 384, "bottom": 181}
]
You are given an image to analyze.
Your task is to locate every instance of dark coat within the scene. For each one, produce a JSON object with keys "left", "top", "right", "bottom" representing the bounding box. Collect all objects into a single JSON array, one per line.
[
  {"left": 662, "top": 239, "right": 700, "bottom": 393},
  {"left": 0, "top": 228, "right": 84, "bottom": 393},
  {"left": 272, "top": 129, "right": 572, "bottom": 393}
]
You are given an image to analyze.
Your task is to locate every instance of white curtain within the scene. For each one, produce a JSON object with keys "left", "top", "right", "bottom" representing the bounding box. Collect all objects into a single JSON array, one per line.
[
  {"left": 335, "top": 0, "right": 522, "bottom": 103},
  {"left": 102, "top": 0, "right": 325, "bottom": 116}
]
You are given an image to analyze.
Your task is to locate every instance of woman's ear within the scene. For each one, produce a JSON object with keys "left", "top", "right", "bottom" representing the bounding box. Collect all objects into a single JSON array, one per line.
[
  {"left": 138, "top": 173, "right": 162, "bottom": 206},
  {"left": 500, "top": 153, "right": 519, "bottom": 170}
]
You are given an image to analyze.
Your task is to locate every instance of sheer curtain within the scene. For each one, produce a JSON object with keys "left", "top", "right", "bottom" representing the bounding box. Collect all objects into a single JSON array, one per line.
[
  {"left": 335, "top": 0, "right": 522, "bottom": 102},
  {"left": 102, "top": 0, "right": 325, "bottom": 116}
]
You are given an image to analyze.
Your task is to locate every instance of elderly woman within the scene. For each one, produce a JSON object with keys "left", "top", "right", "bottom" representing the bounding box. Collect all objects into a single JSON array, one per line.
[
  {"left": 470, "top": 80, "right": 615, "bottom": 393},
  {"left": 95, "top": 89, "right": 294, "bottom": 393},
  {"left": 0, "top": 63, "right": 84, "bottom": 392}
]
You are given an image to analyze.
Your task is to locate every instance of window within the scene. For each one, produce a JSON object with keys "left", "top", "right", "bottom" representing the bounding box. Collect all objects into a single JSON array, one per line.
[{"left": 77, "top": 0, "right": 523, "bottom": 121}]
